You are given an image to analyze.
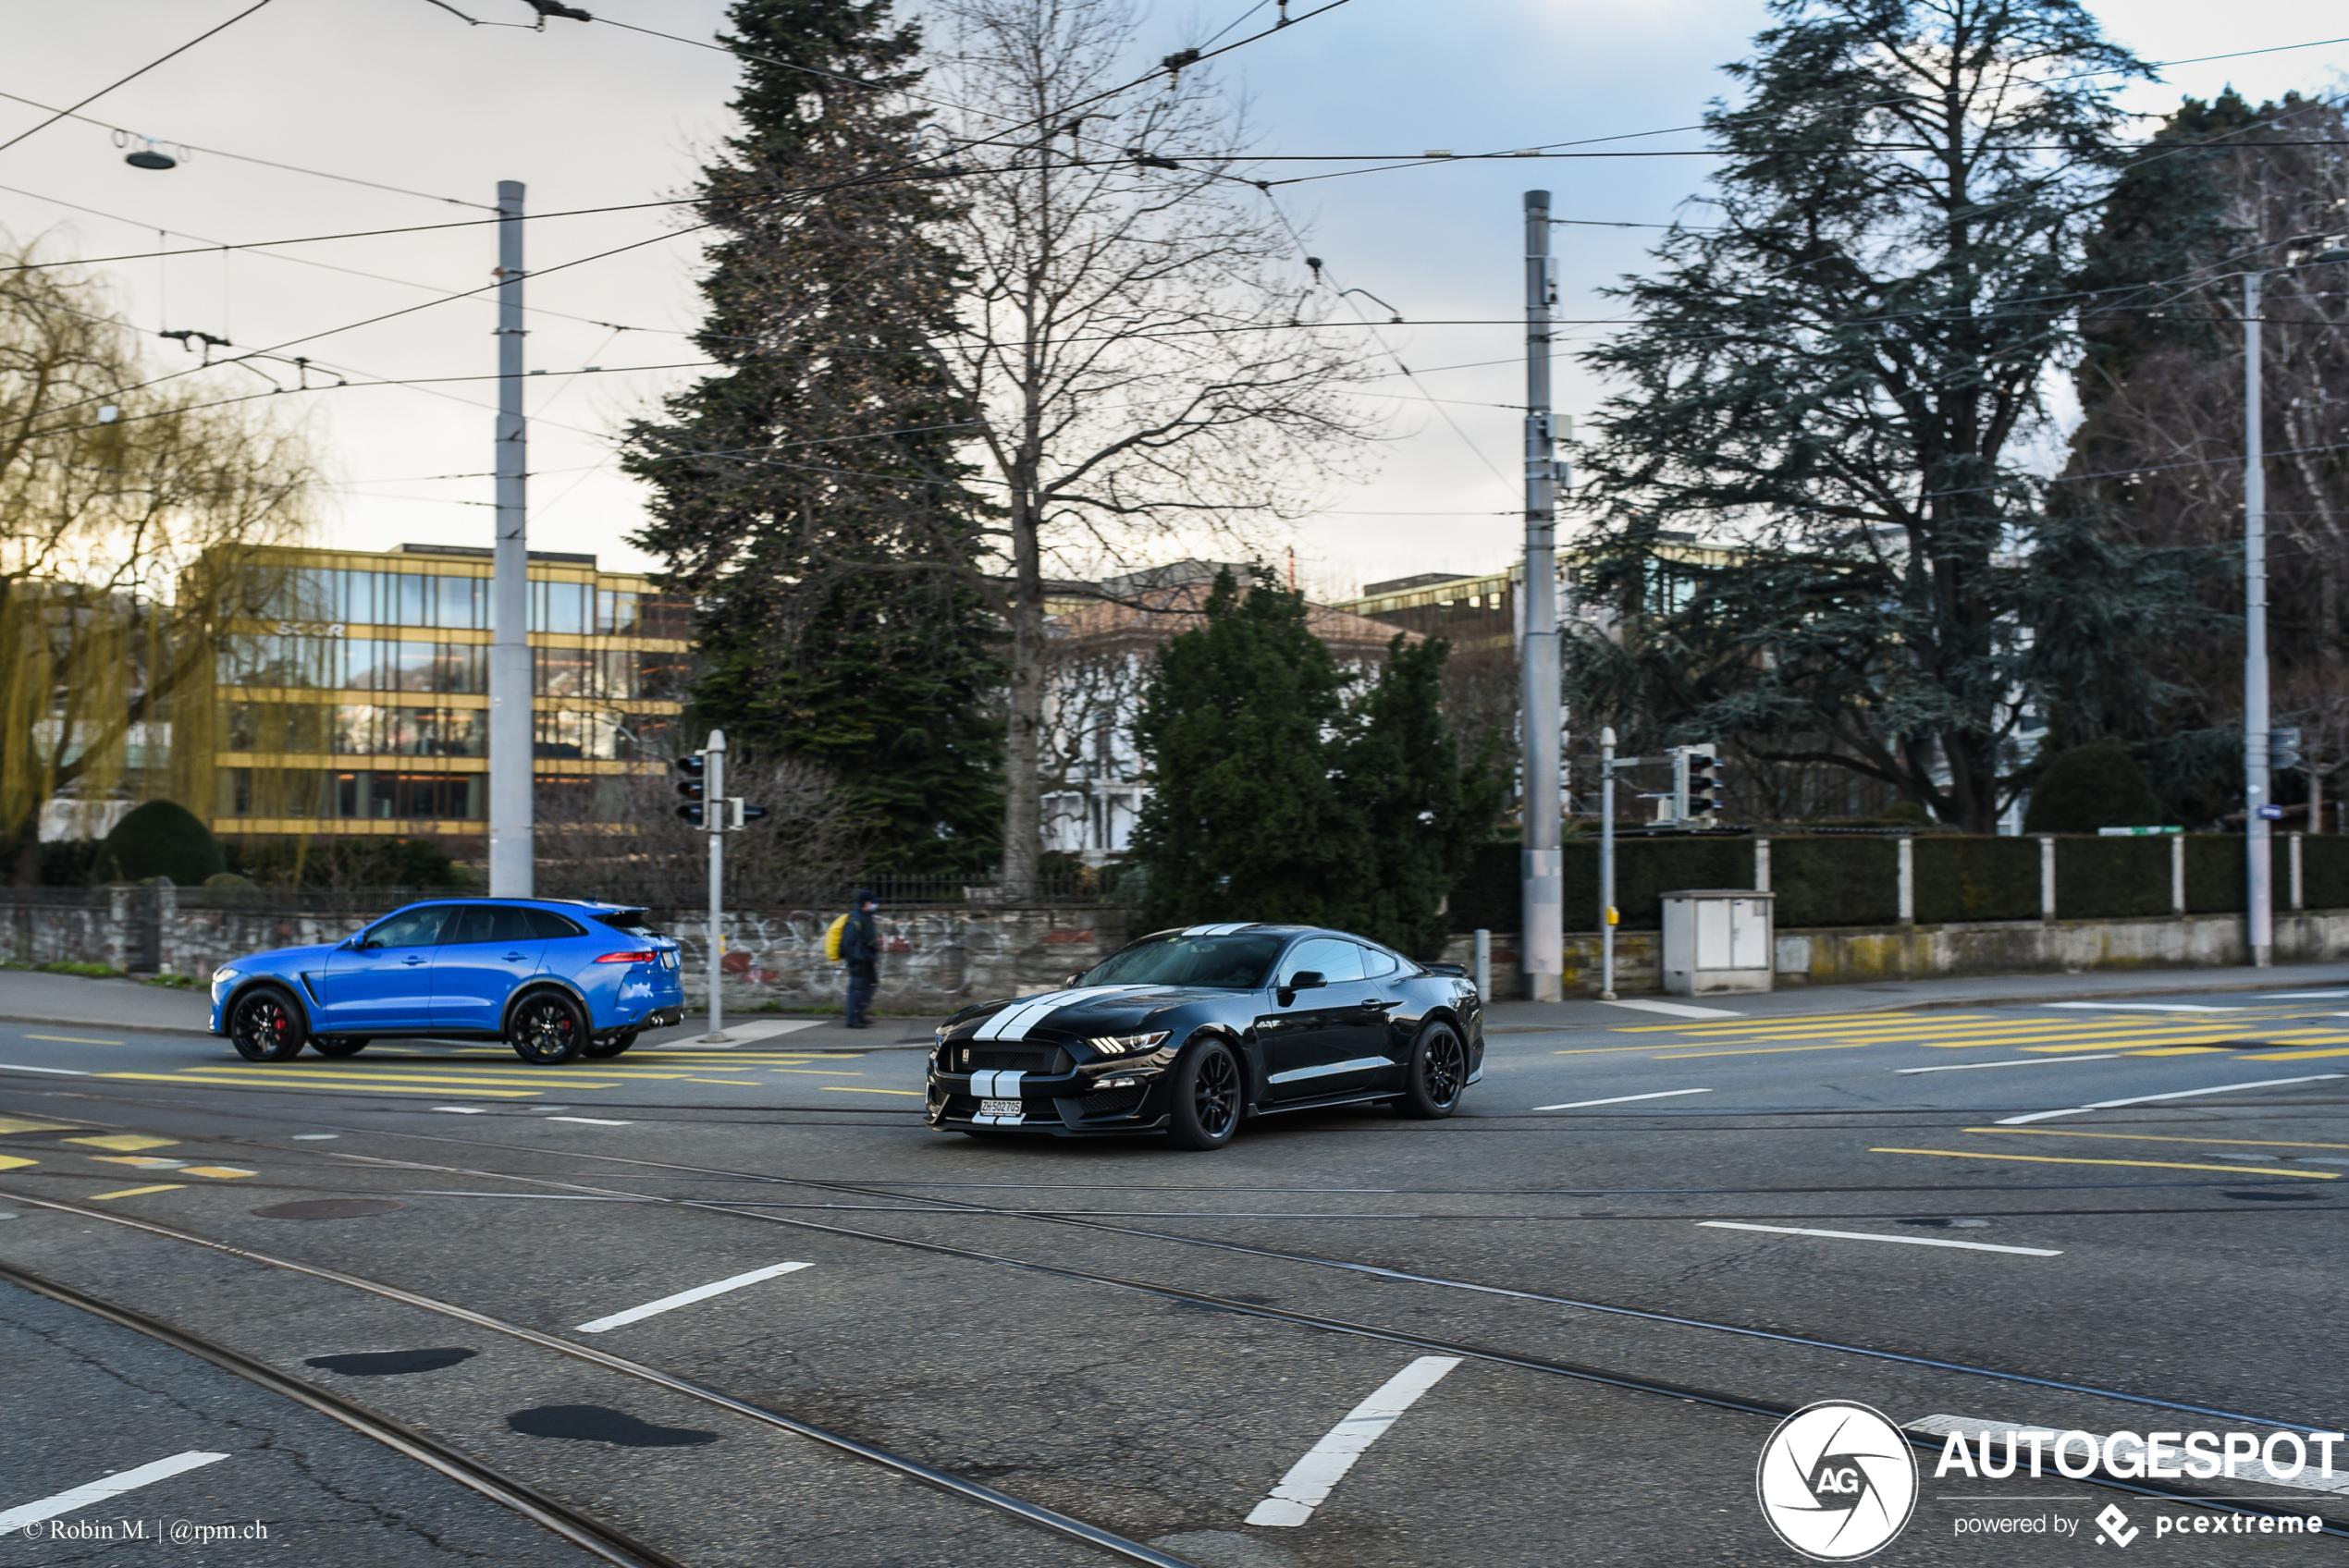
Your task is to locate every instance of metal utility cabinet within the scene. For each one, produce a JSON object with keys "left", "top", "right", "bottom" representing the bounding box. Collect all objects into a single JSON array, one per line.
[{"left": 1660, "top": 889, "right": 1774, "bottom": 995}]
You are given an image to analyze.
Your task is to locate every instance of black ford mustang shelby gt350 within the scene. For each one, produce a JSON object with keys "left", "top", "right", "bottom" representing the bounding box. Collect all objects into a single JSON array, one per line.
[{"left": 924, "top": 924, "right": 1482, "bottom": 1150}]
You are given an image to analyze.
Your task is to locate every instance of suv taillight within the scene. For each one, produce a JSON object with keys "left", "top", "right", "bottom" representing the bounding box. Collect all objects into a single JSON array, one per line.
[{"left": 595, "top": 950, "right": 657, "bottom": 964}]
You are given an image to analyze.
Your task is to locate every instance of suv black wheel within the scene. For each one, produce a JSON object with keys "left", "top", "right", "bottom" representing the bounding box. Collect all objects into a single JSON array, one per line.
[
  {"left": 1397, "top": 1021, "right": 1468, "bottom": 1119},
  {"left": 228, "top": 986, "right": 308, "bottom": 1062},
  {"left": 584, "top": 1030, "right": 637, "bottom": 1060},
  {"left": 311, "top": 1035, "right": 369, "bottom": 1058},
  {"left": 1168, "top": 1038, "right": 1241, "bottom": 1150},
  {"left": 509, "top": 992, "right": 587, "bottom": 1064}
]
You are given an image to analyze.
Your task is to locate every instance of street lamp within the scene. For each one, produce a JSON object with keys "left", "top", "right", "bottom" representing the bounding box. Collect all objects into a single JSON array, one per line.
[{"left": 2244, "top": 240, "right": 2349, "bottom": 967}]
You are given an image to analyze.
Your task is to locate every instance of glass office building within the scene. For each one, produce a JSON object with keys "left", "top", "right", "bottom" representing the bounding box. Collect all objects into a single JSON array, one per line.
[{"left": 202, "top": 543, "right": 692, "bottom": 850}]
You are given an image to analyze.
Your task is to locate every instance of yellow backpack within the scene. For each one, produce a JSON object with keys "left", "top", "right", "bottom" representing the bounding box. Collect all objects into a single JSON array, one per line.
[{"left": 824, "top": 913, "right": 850, "bottom": 963}]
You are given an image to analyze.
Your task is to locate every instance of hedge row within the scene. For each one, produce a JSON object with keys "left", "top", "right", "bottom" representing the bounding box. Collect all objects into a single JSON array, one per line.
[{"left": 1447, "top": 833, "right": 2349, "bottom": 932}]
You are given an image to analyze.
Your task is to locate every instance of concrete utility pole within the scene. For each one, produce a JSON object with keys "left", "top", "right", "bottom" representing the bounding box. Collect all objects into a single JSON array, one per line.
[
  {"left": 487, "top": 179, "right": 533, "bottom": 897},
  {"left": 1520, "top": 190, "right": 1564, "bottom": 1002},
  {"left": 1599, "top": 725, "right": 1617, "bottom": 1001},
  {"left": 2244, "top": 268, "right": 2274, "bottom": 967},
  {"left": 703, "top": 729, "right": 731, "bottom": 1043}
]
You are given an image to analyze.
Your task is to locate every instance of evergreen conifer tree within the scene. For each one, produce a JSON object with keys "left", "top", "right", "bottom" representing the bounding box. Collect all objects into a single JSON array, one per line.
[
  {"left": 1570, "top": 0, "right": 2194, "bottom": 832},
  {"left": 1128, "top": 571, "right": 1361, "bottom": 931},
  {"left": 2022, "top": 741, "right": 2166, "bottom": 834},
  {"left": 623, "top": 0, "right": 1002, "bottom": 874},
  {"left": 1129, "top": 572, "right": 1500, "bottom": 952}
]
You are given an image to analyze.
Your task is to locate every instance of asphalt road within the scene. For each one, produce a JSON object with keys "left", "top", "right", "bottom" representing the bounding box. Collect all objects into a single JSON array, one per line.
[{"left": 3, "top": 984, "right": 2347, "bottom": 1565}]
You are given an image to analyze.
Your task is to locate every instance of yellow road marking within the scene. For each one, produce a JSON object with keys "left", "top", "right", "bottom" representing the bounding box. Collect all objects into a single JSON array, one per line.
[
  {"left": 178, "top": 1068, "right": 620, "bottom": 1089},
  {"left": 2124, "top": 1047, "right": 2234, "bottom": 1056},
  {"left": 0, "top": 1155, "right": 36, "bottom": 1171},
  {"left": 1965, "top": 1128, "right": 2349, "bottom": 1151},
  {"left": 2241, "top": 1048, "right": 2349, "bottom": 1060},
  {"left": 1552, "top": 1045, "right": 1689, "bottom": 1057},
  {"left": 764, "top": 1069, "right": 864, "bottom": 1076},
  {"left": 1872, "top": 1146, "right": 2338, "bottom": 1179},
  {"left": 683, "top": 1077, "right": 756, "bottom": 1085},
  {"left": 180, "top": 1166, "right": 256, "bottom": 1179},
  {"left": 95, "top": 1072, "right": 539, "bottom": 1098},
  {"left": 1616, "top": 1012, "right": 2003, "bottom": 1035},
  {"left": 66, "top": 1134, "right": 177, "bottom": 1151},
  {"left": 25, "top": 1034, "right": 124, "bottom": 1045},
  {"left": 89, "top": 1184, "right": 183, "bottom": 1200},
  {"left": 1654, "top": 1042, "right": 1881, "bottom": 1059},
  {"left": 91, "top": 1156, "right": 185, "bottom": 1168},
  {"left": 820, "top": 1085, "right": 924, "bottom": 1096},
  {"left": 0, "top": 1117, "right": 76, "bottom": 1135}
]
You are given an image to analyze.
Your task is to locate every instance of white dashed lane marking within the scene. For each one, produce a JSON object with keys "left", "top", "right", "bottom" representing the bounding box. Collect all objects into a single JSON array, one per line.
[
  {"left": 1698, "top": 1221, "right": 2060, "bottom": 1256},
  {"left": 1246, "top": 1356, "right": 1462, "bottom": 1528},
  {"left": 1995, "top": 1073, "right": 2347, "bottom": 1125},
  {"left": 1532, "top": 1088, "right": 1713, "bottom": 1110},
  {"left": 0, "top": 1452, "right": 228, "bottom": 1534},
  {"left": 574, "top": 1262, "right": 813, "bottom": 1333}
]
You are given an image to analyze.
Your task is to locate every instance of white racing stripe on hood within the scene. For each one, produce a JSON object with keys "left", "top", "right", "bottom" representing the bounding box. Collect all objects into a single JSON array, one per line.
[{"left": 974, "top": 985, "right": 1155, "bottom": 1041}]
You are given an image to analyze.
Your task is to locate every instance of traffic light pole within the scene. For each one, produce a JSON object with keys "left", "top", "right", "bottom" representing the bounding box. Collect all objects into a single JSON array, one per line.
[
  {"left": 487, "top": 179, "right": 533, "bottom": 898},
  {"left": 1600, "top": 726, "right": 1617, "bottom": 1001},
  {"left": 703, "top": 729, "right": 729, "bottom": 1042},
  {"left": 2244, "top": 268, "right": 2274, "bottom": 968}
]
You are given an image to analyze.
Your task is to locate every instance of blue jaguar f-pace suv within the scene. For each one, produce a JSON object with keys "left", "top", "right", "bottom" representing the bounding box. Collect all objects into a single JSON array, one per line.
[{"left": 208, "top": 898, "right": 686, "bottom": 1065}]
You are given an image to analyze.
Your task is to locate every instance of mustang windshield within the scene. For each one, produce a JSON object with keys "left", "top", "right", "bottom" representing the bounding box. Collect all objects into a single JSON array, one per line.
[{"left": 1081, "top": 933, "right": 1283, "bottom": 990}]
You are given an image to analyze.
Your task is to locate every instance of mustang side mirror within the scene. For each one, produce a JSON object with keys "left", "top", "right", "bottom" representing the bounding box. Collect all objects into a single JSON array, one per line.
[
  {"left": 1064, "top": 969, "right": 1088, "bottom": 986},
  {"left": 1276, "top": 969, "right": 1325, "bottom": 1007}
]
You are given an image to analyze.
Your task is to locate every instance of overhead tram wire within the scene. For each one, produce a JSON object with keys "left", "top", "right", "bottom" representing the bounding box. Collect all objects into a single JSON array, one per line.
[
  {"left": 0, "top": 0, "right": 280, "bottom": 158},
  {"left": 17, "top": 0, "right": 1365, "bottom": 427},
  {"left": 0, "top": 87, "right": 493, "bottom": 208}
]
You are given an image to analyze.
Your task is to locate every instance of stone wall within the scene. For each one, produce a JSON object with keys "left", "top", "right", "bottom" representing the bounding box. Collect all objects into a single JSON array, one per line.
[
  {"left": 1445, "top": 910, "right": 2349, "bottom": 997},
  {"left": 0, "top": 890, "right": 1138, "bottom": 1016}
]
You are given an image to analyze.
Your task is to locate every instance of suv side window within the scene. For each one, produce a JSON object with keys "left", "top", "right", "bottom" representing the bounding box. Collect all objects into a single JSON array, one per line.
[
  {"left": 362, "top": 906, "right": 450, "bottom": 949},
  {"left": 449, "top": 905, "right": 538, "bottom": 944},
  {"left": 525, "top": 908, "right": 586, "bottom": 939},
  {"left": 1283, "top": 937, "right": 1363, "bottom": 986}
]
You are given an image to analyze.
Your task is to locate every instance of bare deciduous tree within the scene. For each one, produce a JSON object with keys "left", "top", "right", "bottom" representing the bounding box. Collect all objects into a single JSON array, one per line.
[{"left": 920, "top": 0, "right": 1377, "bottom": 890}]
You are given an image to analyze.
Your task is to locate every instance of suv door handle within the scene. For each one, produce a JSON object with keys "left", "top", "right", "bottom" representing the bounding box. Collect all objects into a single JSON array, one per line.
[
  {"left": 400, "top": 955, "right": 428, "bottom": 965},
  {"left": 500, "top": 951, "right": 528, "bottom": 961}
]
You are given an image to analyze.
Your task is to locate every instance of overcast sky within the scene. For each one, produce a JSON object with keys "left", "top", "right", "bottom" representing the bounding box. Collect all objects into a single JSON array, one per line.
[{"left": 5, "top": 0, "right": 2345, "bottom": 600}]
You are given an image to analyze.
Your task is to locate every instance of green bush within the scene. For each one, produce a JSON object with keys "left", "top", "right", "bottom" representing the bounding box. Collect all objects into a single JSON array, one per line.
[
  {"left": 98, "top": 801, "right": 224, "bottom": 886},
  {"left": 2023, "top": 741, "right": 2167, "bottom": 833},
  {"left": 1611, "top": 838, "right": 1763, "bottom": 928},
  {"left": 2056, "top": 836, "right": 2171, "bottom": 919},
  {"left": 1773, "top": 838, "right": 1899, "bottom": 927},
  {"left": 1913, "top": 835, "right": 2039, "bottom": 923},
  {"left": 2184, "top": 834, "right": 2245, "bottom": 913},
  {"left": 1448, "top": 841, "right": 1521, "bottom": 933},
  {"left": 2303, "top": 835, "right": 2349, "bottom": 910}
]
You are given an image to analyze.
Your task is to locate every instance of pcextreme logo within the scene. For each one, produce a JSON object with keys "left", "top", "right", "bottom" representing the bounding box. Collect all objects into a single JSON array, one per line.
[{"left": 1756, "top": 1401, "right": 1920, "bottom": 1562}]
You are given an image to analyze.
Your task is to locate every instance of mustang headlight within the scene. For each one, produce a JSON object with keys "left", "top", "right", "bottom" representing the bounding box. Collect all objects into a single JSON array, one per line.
[{"left": 1087, "top": 1031, "right": 1168, "bottom": 1056}]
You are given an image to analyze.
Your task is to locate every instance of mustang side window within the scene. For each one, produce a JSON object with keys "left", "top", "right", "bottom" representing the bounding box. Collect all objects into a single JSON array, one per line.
[{"left": 1283, "top": 937, "right": 1363, "bottom": 986}]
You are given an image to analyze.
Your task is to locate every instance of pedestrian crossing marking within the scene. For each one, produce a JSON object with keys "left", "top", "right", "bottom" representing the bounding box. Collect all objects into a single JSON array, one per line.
[
  {"left": 2123, "top": 1047, "right": 2233, "bottom": 1055},
  {"left": 1653, "top": 1042, "right": 1882, "bottom": 1059},
  {"left": 89, "top": 1184, "right": 183, "bottom": 1200},
  {"left": 2241, "top": 1047, "right": 2349, "bottom": 1060},
  {"left": 67, "top": 1134, "right": 178, "bottom": 1151},
  {"left": 0, "top": 1118, "right": 77, "bottom": 1135},
  {"left": 0, "top": 1156, "right": 36, "bottom": 1171}
]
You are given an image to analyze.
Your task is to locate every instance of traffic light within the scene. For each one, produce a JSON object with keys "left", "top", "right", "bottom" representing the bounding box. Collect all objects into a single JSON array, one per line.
[
  {"left": 675, "top": 753, "right": 707, "bottom": 826},
  {"left": 2271, "top": 727, "right": 2305, "bottom": 771},
  {"left": 729, "top": 800, "right": 769, "bottom": 829},
  {"left": 1687, "top": 746, "right": 1724, "bottom": 817},
  {"left": 1669, "top": 743, "right": 1725, "bottom": 823}
]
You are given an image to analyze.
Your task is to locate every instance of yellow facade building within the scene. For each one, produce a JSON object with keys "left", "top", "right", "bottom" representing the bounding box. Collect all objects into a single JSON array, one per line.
[{"left": 202, "top": 543, "right": 691, "bottom": 851}]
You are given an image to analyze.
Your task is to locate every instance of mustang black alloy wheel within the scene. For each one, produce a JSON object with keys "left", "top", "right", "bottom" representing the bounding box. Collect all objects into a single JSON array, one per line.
[
  {"left": 1168, "top": 1038, "right": 1241, "bottom": 1150},
  {"left": 510, "top": 992, "right": 587, "bottom": 1064},
  {"left": 310, "top": 1035, "right": 369, "bottom": 1058},
  {"left": 229, "top": 986, "right": 307, "bottom": 1062},
  {"left": 1398, "top": 1021, "right": 1467, "bottom": 1118}
]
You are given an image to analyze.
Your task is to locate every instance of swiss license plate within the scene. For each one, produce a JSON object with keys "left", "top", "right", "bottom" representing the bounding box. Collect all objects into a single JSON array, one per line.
[{"left": 978, "top": 1098, "right": 1022, "bottom": 1119}]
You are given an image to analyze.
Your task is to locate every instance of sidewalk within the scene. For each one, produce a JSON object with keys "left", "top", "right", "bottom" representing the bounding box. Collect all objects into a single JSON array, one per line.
[{"left": 1481, "top": 959, "right": 2349, "bottom": 1033}]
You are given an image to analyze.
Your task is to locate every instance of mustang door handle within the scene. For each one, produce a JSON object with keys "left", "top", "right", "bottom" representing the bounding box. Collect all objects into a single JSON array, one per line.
[{"left": 1359, "top": 998, "right": 1393, "bottom": 1010}]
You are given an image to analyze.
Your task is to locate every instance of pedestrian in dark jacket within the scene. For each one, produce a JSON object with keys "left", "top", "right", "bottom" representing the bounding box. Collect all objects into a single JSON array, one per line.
[{"left": 842, "top": 890, "right": 880, "bottom": 1029}]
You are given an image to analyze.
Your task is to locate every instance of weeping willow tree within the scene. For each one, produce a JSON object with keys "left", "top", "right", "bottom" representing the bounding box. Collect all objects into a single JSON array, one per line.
[{"left": 0, "top": 241, "right": 316, "bottom": 881}]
